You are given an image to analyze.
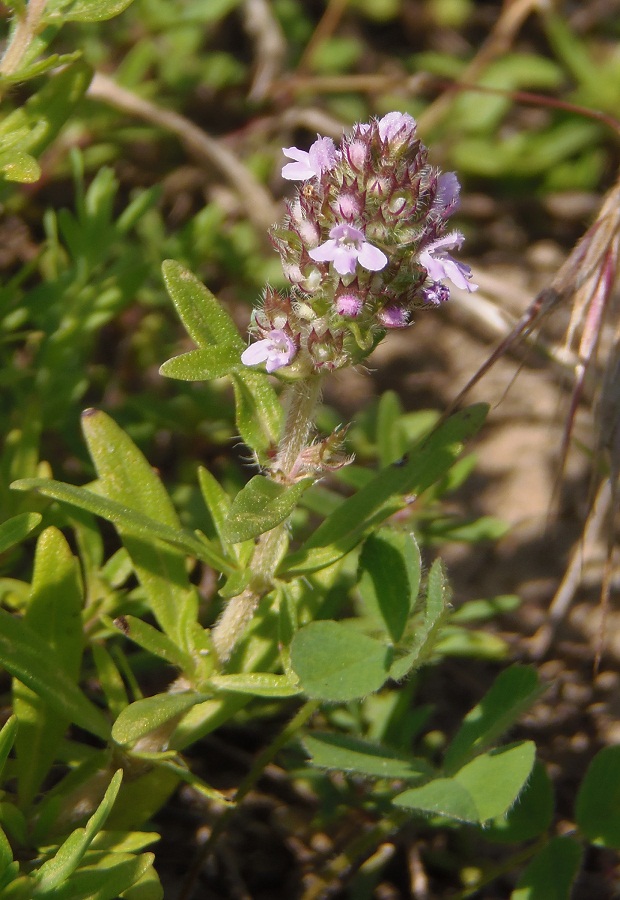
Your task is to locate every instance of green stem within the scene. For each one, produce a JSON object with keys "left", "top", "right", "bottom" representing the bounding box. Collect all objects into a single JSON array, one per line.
[{"left": 211, "top": 376, "right": 322, "bottom": 661}]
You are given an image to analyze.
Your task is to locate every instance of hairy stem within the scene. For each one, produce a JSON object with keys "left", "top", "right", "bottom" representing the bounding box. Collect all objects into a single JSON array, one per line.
[
  {"left": 212, "top": 376, "right": 322, "bottom": 661},
  {"left": 0, "top": 0, "right": 48, "bottom": 80}
]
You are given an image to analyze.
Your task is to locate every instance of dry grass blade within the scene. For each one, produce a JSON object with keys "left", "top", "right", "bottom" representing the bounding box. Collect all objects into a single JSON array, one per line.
[
  {"left": 448, "top": 172, "right": 620, "bottom": 419},
  {"left": 592, "top": 324, "right": 620, "bottom": 669}
]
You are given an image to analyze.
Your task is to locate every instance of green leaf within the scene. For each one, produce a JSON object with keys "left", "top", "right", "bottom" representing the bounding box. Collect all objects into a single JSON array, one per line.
[
  {"left": 0, "top": 62, "right": 92, "bottom": 163},
  {"left": 0, "top": 717, "right": 17, "bottom": 778},
  {"left": 376, "top": 390, "right": 406, "bottom": 467},
  {"left": 358, "top": 529, "right": 421, "bottom": 643},
  {"left": 0, "top": 608, "right": 110, "bottom": 741},
  {"left": 14, "top": 527, "right": 84, "bottom": 807},
  {"left": 282, "top": 405, "right": 488, "bottom": 575},
  {"left": 394, "top": 777, "right": 480, "bottom": 823},
  {"left": 575, "top": 745, "right": 620, "bottom": 848},
  {"left": 161, "top": 260, "right": 244, "bottom": 351},
  {"left": 0, "top": 825, "right": 15, "bottom": 887},
  {"left": 444, "top": 665, "right": 543, "bottom": 773},
  {"left": 0, "top": 513, "right": 41, "bottom": 553},
  {"left": 304, "top": 732, "right": 432, "bottom": 780},
  {"left": 453, "top": 741, "right": 536, "bottom": 822},
  {"left": 481, "top": 761, "right": 554, "bottom": 843},
  {"left": 389, "top": 558, "right": 450, "bottom": 680},
  {"left": 111, "top": 693, "right": 210, "bottom": 746},
  {"left": 223, "top": 475, "right": 313, "bottom": 543},
  {"left": 290, "top": 620, "right": 392, "bottom": 701},
  {"left": 108, "top": 615, "right": 193, "bottom": 673},
  {"left": 0, "top": 148, "right": 40, "bottom": 183},
  {"left": 197, "top": 466, "right": 246, "bottom": 560},
  {"left": 210, "top": 673, "right": 301, "bottom": 698},
  {"left": 92, "top": 645, "right": 128, "bottom": 719},
  {"left": 511, "top": 836, "right": 583, "bottom": 900},
  {"left": 450, "top": 594, "right": 521, "bottom": 623},
  {"left": 231, "top": 371, "right": 283, "bottom": 463},
  {"left": 11, "top": 478, "right": 229, "bottom": 572},
  {"left": 35, "top": 770, "right": 123, "bottom": 892},
  {"left": 36, "top": 852, "right": 156, "bottom": 900},
  {"left": 395, "top": 742, "right": 535, "bottom": 824},
  {"left": 159, "top": 346, "right": 241, "bottom": 381},
  {"left": 60, "top": 0, "right": 136, "bottom": 21}
]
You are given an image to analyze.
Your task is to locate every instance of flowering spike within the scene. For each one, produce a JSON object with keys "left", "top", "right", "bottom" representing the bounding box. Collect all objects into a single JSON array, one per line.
[{"left": 256, "top": 112, "right": 476, "bottom": 374}]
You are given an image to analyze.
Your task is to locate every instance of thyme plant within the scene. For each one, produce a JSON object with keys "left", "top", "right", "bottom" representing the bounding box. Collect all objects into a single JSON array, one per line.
[{"left": 1, "top": 1, "right": 619, "bottom": 894}]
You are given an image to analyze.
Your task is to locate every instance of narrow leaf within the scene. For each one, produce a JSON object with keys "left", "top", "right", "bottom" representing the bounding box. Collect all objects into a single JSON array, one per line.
[
  {"left": 161, "top": 260, "right": 244, "bottom": 350},
  {"left": 36, "top": 770, "right": 123, "bottom": 891},
  {"left": 159, "top": 346, "right": 241, "bottom": 381},
  {"left": 0, "top": 513, "right": 41, "bottom": 553},
  {"left": 11, "top": 478, "right": 228, "bottom": 571},
  {"left": 0, "top": 62, "right": 92, "bottom": 159},
  {"left": 0, "top": 717, "right": 17, "bottom": 778},
  {"left": 304, "top": 732, "right": 432, "bottom": 780},
  {"left": 109, "top": 615, "right": 193, "bottom": 673},
  {"left": 223, "top": 475, "right": 313, "bottom": 543},
  {"left": 0, "top": 608, "right": 110, "bottom": 741},
  {"left": 112, "top": 693, "right": 210, "bottom": 746},
  {"left": 80, "top": 409, "right": 208, "bottom": 644},
  {"left": 62, "top": 0, "right": 136, "bottom": 21},
  {"left": 231, "top": 371, "right": 283, "bottom": 463},
  {"left": 210, "top": 673, "right": 301, "bottom": 698},
  {"left": 35, "top": 852, "right": 156, "bottom": 900},
  {"left": 14, "top": 527, "right": 84, "bottom": 806}
]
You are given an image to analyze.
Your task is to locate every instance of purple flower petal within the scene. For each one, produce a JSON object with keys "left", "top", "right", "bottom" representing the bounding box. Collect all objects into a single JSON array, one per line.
[
  {"left": 377, "top": 111, "right": 417, "bottom": 144},
  {"left": 435, "top": 172, "right": 460, "bottom": 212},
  {"left": 309, "top": 222, "right": 388, "bottom": 275},
  {"left": 419, "top": 232, "right": 477, "bottom": 293},
  {"left": 241, "top": 329, "right": 297, "bottom": 372},
  {"left": 332, "top": 246, "right": 358, "bottom": 276},
  {"left": 357, "top": 241, "right": 388, "bottom": 272},
  {"left": 282, "top": 137, "right": 336, "bottom": 181},
  {"left": 378, "top": 305, "right": 409, "bottom": 328},
  {"left": 241, "top": 340, "right": 271, "bottom": 366},
  {"left": 308, "top": 239, "right": 338, "bottom": 263}
]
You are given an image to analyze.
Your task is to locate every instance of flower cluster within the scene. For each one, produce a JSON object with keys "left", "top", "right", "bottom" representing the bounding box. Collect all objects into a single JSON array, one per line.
[{"left": 241, "top": 112, "right": 477, "bottom": 375}]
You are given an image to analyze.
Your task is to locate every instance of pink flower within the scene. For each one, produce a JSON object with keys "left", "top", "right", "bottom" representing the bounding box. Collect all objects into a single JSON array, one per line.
[
  {"left": 281, "top": 136, "right": 337, "bottom": 181},
  {"left": 378, "top": 305, "right": 409, "bottom": 328},
  {"left": 418, "top": 232, "right": 478, "bottom": 292},
  {"left": 241, "top": 328, "right": 297, "bottom": 373},
  {"left": 377, "top": 112, "right": 417, "bottom": 145},
  {"left": 309, "top": 223, "right": 388, "bottom": 276},
  {"left": 335, "top": 291, "right": 364, "bottom": 317},
  {"left": 434, "top": 172, "right": 460, "bottom": 212}
]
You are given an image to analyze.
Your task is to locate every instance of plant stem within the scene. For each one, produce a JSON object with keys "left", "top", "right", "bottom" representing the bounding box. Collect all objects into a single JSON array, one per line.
[
  {"left": 0, "top": 0, "right": 48, "bottom": 80},
  {"left": 212, "top": 376, "right": 322, "bottom": 661}
]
